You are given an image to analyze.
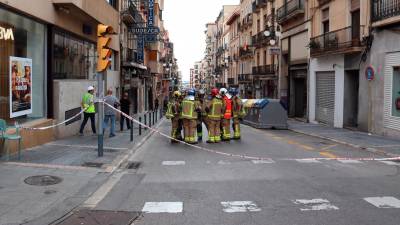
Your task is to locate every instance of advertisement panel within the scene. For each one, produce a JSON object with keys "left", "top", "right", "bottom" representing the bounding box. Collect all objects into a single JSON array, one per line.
[{"left": 9, "top": 56, "right": 32, "bottom": 118}]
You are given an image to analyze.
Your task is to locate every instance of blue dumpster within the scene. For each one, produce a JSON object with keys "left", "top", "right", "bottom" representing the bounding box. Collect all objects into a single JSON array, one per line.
[{"left": 241, "top": 99, "right": 288, "bottom": 129}]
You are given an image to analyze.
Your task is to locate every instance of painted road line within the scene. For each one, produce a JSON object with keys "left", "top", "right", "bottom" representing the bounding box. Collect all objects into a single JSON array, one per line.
[
  {"left": 380, "top": 161, "right": 400, "bottom": 166},
  {"left": 162, "top": 161, "right": 186, "bottom": 166},
  {"left": 221, "top": 201, "right": 261, "bottom": 213},
  {"left": 142, "top": 202, "right": 183, "bottom": 213},
  {"left": 364, "top": 197, "right": 400, "bottom": 208},
  {"left": 338, "top": 159, "right": 362, "bottom": 164},
  {"left": 295, "top": 159, "right": 322, "bottom": 163},
  {"left": 299, "top": 144, "right": 315, "bottom": 151},
  {"left": 321, "top": 144, "right": 338, "bottom": 150},
  {"left": 293, "top": 199, "right": 339, "bottom": 211},
  {"left": 251, "top": 159, "right": 275, "bottom": 164},
  {"left": 319, "top": 151, "right": 338, "bottom": 158}
]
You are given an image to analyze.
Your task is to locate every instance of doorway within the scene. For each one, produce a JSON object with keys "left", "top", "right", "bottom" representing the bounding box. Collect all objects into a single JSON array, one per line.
[
  {"left": 294, "top": 77, "right": 307, "bottom": 118},
  {"left": 343, "top": 70, "right": 359, "bottom": 128}
]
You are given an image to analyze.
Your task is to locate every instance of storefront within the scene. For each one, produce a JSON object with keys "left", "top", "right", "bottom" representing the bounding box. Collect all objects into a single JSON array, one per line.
[{"left": 0, "top": 7, "right": 47, "bottom": 123}]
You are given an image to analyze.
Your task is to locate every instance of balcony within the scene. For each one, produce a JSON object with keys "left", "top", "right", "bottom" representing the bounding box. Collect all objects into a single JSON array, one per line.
[
  {"left": 277, "top": 0, "right": 305, "bottom": 24},
  {"left": 216, "top": 46, "right": 224, "bottom": 56},
  {"left": 252, "top": 0, "right": 268, "bottom": 12},
  {"left": 309, "top": 26, "right": 365, "bottom": 57},
  {"left": 371, "top": 0, "right": 400, "bottom": 27},
  {"left": 252, "top": 31, "right": 271, "bottom": 48},
  {"left": 239, "top": 47, "right": 253, "bottom": 58},
  {"left": 318, "top": 0, "right": 331, "bottom": 6},
  {"left": 121, "top": 0, "right": 141, "bottom": 24},
  {"left": 238, "top": 74, "right": 252, "bottom": 83},
  {"left": 252, "top": 65, "right": 277, "bottom": 76},
  {"left": 242, "top": 14, "right": 253, "bottom": 30}
]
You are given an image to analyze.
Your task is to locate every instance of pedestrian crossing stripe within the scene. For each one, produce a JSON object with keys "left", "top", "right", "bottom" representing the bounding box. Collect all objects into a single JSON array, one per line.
[
  {"left": 295, "top": 159, "right": 322, "bottom": 163},
  {"left": 162, "top": 161, "right": 186, "bottom": 166},
  {"left": 251, "top": 159, "right": 275, "bottom": 164},
  {"left": 142, "top": 202, "right": 183, "bottom": 213},
  {"left": 364, "top": 197, "right": 400, "bottom": 208},
  {"left": 337, "top": 159, "right": 362, "bottom": 163},
  {"left": 221, "top": 201, "right": 261, "bottom": 213},
  {"left": 293, "top": 199, "right": 339, "bottom": 211}
]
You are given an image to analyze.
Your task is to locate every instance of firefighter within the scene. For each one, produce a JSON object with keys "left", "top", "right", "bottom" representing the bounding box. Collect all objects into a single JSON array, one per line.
[
  {"left": 230, "top": 87, "right": 243, "bottom": 140},
  {"left": 176, "top": 91, "right": 185, "bottom": 141},
  {"left": 195, "top": 89, "right": 206, "bottom": 141},
  {"left": 206, "top": 88, "right": 223, "bottom": 143},
  {"left": 166, "top": 91, "right": 182, "bottom": 143},
  {"left": 180, "top": 89, "right": 201, "bottom": 144},
  {"left": 220, "top": 88, "right": 232, "bottom": 141}
]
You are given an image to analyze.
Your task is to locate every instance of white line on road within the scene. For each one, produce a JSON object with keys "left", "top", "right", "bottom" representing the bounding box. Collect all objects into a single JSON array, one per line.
[
  {"left": 295, "top": 159, "right": 322, "bottom": 163},
  {"left": 380, "top": 161, "right": 400, "bottom": 166},
  {"left": 142, "top": 202, "right": 183, "bottom": 213},
  {"left": 251, "top": 159, "right": 275, "bottom": 164},
  {"left": 221, "top": 201, "right": 261, "bottom": 213},
  {"left": 162, "top": 161, "right": 186, "bottom": 166},
  {"left": 364, "top": 197, "right": 400, "bottom": 208},
  {"left": 338, "top": 159, "right": 362, "bottom": 164},
  {"left": 293, "top": 199, "right": 339, "bottom": 211}
]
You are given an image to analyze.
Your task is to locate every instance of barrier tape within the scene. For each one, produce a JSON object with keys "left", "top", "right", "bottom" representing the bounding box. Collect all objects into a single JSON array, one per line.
[{"left": 103, "top": 102, "right": 400, "bottom": 162}]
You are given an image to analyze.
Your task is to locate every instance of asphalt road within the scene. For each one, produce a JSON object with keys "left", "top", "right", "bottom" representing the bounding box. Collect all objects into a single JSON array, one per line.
[{"left": 94, "top": 120, "right": 400, "bottom": 225}]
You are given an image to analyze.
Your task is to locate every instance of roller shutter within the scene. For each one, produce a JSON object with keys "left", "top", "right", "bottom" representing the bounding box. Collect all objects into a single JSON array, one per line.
[{"left": 316, "top": 72, "right": 335, "bottom": 125}]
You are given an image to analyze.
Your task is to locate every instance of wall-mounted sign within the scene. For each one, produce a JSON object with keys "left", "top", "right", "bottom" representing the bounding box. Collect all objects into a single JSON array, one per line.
[
  {"left": 9, "top": 57, "right": 32, "bottom": 118},
  {"left": 0, "top": 26, "right": 14, "bottom": 41},
  {"left": 365, "top": 65, "right": 375, "bottom": 81},
  {"left": 137, "top": 36, "right": 144, "bottom": 63},
  {"left": 269, "top": 46, "right": 281, "bottom": 55},
  {"left": 148, "top": 0, "right": 154, "bottom": 27},
  {"left": 130, "top": 27, "right": 160, "bottom": 35}
]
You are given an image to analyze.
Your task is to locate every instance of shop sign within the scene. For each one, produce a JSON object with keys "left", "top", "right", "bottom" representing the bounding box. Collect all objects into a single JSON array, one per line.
[
  {"left": 137, "top": 36, "right": 144, "bottom": 63},
  {"left": 269, "top": 47, "right": 281, "bottom": 55},
  {"left": 9, "top": 57, "right": 32, "bottom": 118},
  {"left": 365, "top": 65, "right": 375, "bottom": 81},
  {"left": 148, "top": 0, "right": 154, "bottom": 27},
  {"left": 0, "top": 26, "right": 14, "bottom": 41},
  {"left": 131, "top": 27, "right": 160, "bottom": 35}
]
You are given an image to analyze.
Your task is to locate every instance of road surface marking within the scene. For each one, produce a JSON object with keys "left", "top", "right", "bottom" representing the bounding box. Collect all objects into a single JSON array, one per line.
[
  {"left": 295, "top": 159, "right": 321, "bottom": 163},
  {"left": 252, "top": 159, "right": 275, "bottom": 164},
  {"left": 299, "top": 144, "right": 315, "bottom": 151},
  {"left": 221, "top": 201, "right": 261, "bottom": 213},
  {"left": 293, "top": 199, "right": 339, "bottom": 211},
  {"left": 319, "top": 151, "right": 338, "bottom": 158},
  {"left": 217, "top": 160, "right": 232, "bottom": 165},
  {"left": 142, "top": 202, "right": 183, "bottom": 213},
  {"left": 321, "top": 144, "right": 338, "bottom": 150},
  {"left": 162, "top": 161, "right": 186, "bottom": 166},
  {"left": 338, "top": 159, "right": 362, "bottom": 164},
  {"left": 272, "top": 136, "right": 283, "bottom": 140},
  {"left": 380, "top": 161, "right": 400, "bottom": 166},
  {"left": 364, "top": 197, "right": 400, "bottom": 208}
]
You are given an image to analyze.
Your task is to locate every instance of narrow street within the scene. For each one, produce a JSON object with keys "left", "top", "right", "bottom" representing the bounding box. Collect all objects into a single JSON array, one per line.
[{"left": 89, "top": 121, "right": 400, "bottom": 225}]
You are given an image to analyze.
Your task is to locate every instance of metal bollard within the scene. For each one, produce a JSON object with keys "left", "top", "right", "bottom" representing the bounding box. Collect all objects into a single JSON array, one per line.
[
  {"left": 153, "top": 111, "right": 155, "bottom": 124},
  {"left": 144, "top": 114, "right": 147, "bottom": 130},
  {"left": 149, "top": 112, "right": 152, "bottom": 128},
  {"left": 139, "top": 116, "right": 142, "bottom": 135},
  {"left": 130, "top": 119, "right": 133, "bottom": 142}
]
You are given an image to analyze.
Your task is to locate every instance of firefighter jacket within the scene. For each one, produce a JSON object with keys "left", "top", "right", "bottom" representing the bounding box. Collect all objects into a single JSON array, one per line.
[
  {"left": 206, "top": 97, "right": 224, "bottom": 121},
  {"left": 180, "top": 97, "right": 200, "bottom": 120}
]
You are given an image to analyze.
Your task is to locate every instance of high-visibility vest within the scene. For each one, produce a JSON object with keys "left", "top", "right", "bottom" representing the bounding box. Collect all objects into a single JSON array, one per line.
[
  {"left": 208, "top": 98, "right": 223, "bottom": 120},
  {"left": 181, "top": 99, "right": 197, "bottom": 119},
  {"left": 166, "top": 100, "right": 176, "bottom": 119},
  {"left": 82, "top": 93, "right": 95, "bottom": 113},
  {"left": 223, "top": 96, "right": 232, "bottom": 119}
]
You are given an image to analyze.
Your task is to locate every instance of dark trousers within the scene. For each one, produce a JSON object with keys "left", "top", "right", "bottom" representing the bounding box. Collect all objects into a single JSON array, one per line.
[
  {"left": 80, "top": 112, "right": 96, "bottom": 134},
  {"left": 120, "top": 113, "right": 131, "bottom": 131}
]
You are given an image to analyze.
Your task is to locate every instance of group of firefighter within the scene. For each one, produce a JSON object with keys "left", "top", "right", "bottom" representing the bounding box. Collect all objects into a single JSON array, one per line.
[{"left": 166, "top": 87, "right": 246, "bottom": 144}]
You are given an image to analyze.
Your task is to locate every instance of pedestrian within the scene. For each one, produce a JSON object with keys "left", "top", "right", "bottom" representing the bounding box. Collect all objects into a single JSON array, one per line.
[
  {"left": 205, "top": 88, "right": 223, "bottom": 143},
  {"left": 180, "top": 89, "right": 200, "bottom": 144},
  {"left": 166, "top": 91, "right": 182, "bottom": 143},
  {"left": 79, "top": 86, "right": 96, "bottom": 136},
  {"left": 120, "top": 92, "right": 131, "bottom": 131},
  {"left": 230, "top": 87, "right": 244, "bottom": 140},
  {"left": 103, "top": 89, "right": 119, "bottom": 138},
  {"left": 220, "top": 88, "right": 232, "bottom": 141}
]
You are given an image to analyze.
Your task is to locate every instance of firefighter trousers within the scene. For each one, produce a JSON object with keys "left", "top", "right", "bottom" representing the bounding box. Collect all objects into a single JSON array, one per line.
[
  {"left": 207, "top": 119, "right": 221, "bottom": 143},
  {"left": 183, "top": 119, "right": 197, "bottom": 143},
  {"left": 222, "top": 119, "right": 231, "bottom": 141},
  {"left": 171, "top": 118, "right": 181, "bottom": 142},
  {"left": 232, "top": 117, "right": 241, "bottom": 139}
]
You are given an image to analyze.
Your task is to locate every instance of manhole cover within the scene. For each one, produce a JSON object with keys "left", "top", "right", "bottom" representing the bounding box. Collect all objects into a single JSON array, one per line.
[
  {"left": 82, "top": 162, "right": 104, "bottom": 168},
  {"left": 126, "top": 161, "right": 142, "bottom": 169},
  {"left": 56, "top": 210, "right": 141, "bottom": 225},
  {"left": 24, "top": 175, "right": 62, "bottom": 186}
]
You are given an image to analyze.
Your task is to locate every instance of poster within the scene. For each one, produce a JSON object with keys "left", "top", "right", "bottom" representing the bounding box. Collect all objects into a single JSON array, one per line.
[{"left": 9, "top": 56, "right": 32, "bottom": 118}]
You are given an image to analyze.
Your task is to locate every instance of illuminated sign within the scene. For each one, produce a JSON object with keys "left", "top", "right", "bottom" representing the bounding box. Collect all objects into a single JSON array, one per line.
[{"left": 0, "top": 26, "right": 14, "bottom": 41}]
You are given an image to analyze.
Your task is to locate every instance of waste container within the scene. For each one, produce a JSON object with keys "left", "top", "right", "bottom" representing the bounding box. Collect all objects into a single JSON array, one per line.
[{"left": 241, "top": 99, "right": 288, "bottom": 129}]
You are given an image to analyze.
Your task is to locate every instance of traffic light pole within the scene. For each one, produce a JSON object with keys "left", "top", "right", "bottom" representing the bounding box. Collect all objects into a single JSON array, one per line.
[{"left": 97, "top": 71, "right": 104, "bottom": 157}]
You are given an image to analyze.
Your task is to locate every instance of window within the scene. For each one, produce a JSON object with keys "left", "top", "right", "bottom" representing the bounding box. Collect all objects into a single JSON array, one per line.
[
  {"left": 106, "top": 0, "right": 118, "bottom": 9},
  {"left": 322, "top": 8, "right": 329, "bottom": 33},
  {"left": 392, "top": 67, "right": 400, "bottom": 117}
]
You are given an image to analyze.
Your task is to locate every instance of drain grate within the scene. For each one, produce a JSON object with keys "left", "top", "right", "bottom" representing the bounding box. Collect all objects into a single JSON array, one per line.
[
  {"left": 24, "top": 175, "right": 63, "bottom": 186},
  {"left": 126, "top": 161, "right": 142, "bottom": 169},
  {"left": 56, "top": 210, "right": 141, "bottom": 225},
  {"left": 82, "top": 162, "right": 104, "bottom": 168}
]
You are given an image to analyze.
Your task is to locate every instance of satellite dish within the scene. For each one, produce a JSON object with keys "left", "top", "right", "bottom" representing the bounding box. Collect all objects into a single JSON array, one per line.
[
  {"left": 264, "top": 30, "right": 271, "bottom": 37},
  {"left": 269, "top": 39, "right": 276, "bottom": 45}
]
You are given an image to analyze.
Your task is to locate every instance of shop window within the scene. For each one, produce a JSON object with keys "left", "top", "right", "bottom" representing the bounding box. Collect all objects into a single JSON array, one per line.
[
  {"left": 0, "top": 8, "right": 46, "bottom": 122},
  {"left": 392, "top": 67, "right": 400, "bottom": 117}
]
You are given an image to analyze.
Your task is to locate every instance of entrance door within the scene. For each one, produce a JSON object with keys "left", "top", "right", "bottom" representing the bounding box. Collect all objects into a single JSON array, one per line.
[
  {"left": 294, "top": 77, "right": 307, "bottom": 118},
  {"left": 316, "top": 72, "right": 335, "bottom": 125},
  {"left": 344, "top": 70, "right": 359, "bottom": 128}
]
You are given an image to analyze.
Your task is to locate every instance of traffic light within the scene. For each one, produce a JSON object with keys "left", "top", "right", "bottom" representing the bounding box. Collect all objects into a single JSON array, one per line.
[{"left": 97, "top": 24, "right": 114, "bottom": 72}]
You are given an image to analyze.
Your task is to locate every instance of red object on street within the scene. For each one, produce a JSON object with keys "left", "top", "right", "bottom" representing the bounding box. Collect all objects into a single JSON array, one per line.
[{"left": 223, "top": 96, "right": 232, "bottom": 119}]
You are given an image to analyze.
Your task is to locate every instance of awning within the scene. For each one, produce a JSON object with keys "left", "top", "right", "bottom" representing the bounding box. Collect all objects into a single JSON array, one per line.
[{"left": 122, "top": 62, "right": 147, "bottom": 70}]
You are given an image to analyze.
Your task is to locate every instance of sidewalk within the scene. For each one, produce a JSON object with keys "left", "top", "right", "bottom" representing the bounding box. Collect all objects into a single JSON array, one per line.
[
  {"left": 288, "top": 119, "right": 400, "bottom": 157},
  {"left": 0, "top": 116, "right": 164, "bottom": 225}
]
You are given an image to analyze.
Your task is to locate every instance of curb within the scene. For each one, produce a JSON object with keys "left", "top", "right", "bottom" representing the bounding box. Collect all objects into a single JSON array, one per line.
[{"left": 289, "top": 128, "right": 400, "bottom": 158}]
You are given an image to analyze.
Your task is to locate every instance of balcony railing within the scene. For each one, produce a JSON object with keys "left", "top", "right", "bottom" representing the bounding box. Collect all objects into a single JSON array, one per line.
[
  {"left": 239, "top": 47, "right": 253, "bottom": 58},
  {"left": 309, "top": 26, "right": 365, "bottom": 57},
  {"left": 371, "top": 0, "right": 400, "bottom": 23},
  {"left": 277, "top": 0, "right": 305, "bottom": 24},
  {"left": 252, "top": 0, "right": 268, "bottom": 12},
  {"left": 238, "top": 74, "right": 252, "bottom": 83},
  {"left": 121, "top": 0, "right": 143, "bottom": 24},
  {"left": 252, "top": 65, "right": 277, "bottom": 76},
  {"left": 252, "top": 31, "right": 271, "bottom": 48}
]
